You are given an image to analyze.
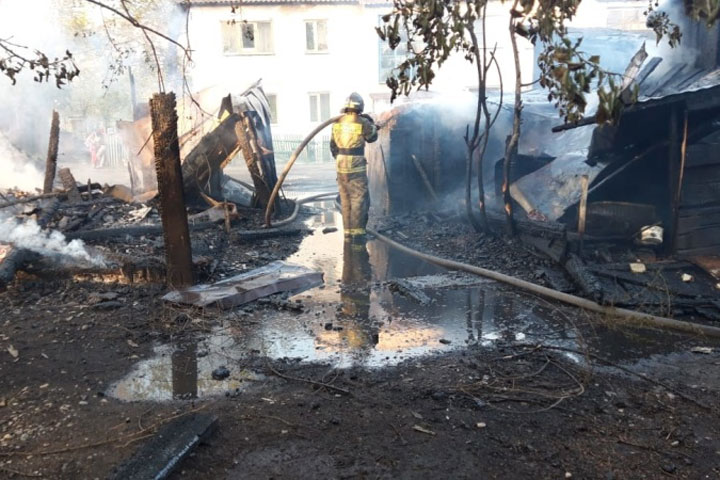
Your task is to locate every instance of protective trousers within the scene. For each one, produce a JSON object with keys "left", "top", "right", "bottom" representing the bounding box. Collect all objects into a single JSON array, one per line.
[{"left": 337, "top": 169, "right": 369, "bottom": 238}]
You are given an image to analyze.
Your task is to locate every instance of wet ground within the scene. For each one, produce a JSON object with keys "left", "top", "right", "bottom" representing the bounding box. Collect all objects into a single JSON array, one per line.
[
  {"left": 2, "top": 176, "right": 720, "bottom": 478},
  {"left": 111, "top": 201, "right": 719, "bottom": 403}
]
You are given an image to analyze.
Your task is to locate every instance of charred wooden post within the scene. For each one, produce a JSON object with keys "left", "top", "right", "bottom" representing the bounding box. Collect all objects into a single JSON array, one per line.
[
  {"left": 58, "top": 167, "right": 81, "bottom": 202},
  {"left": 670, "top": 109, "right": 689, "bottom": 254},
  {"left": 43, "top": 110, "right": 60, "bottom": 193},
  {"left": 150, "top": 92, "right": 194, "bottom": 288},
  {"left": 666, "top": 106, "right": 685, "bottom": 255},
  {"left": 235, "top": 115, "right": 273, "bottom": 208}
]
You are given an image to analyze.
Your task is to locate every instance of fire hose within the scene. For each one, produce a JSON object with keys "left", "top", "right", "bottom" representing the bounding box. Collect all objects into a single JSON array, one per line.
[
  {"left": 265, "top": 115, "right": 343, "bottom": 228},
  {"left": 263, "top": 121, "right": 720, "bottom": 338}
]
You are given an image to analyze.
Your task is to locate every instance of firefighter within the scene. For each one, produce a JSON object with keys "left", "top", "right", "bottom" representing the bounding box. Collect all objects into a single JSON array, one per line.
[{"left": 330, "top": 93, "right": 378, "bottom": 243}]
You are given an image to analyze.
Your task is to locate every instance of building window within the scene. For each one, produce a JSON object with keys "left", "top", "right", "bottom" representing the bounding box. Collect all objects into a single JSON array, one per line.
[
  {"left": 309, "top": 93, "right": 330, "bottom": 122},
  {"left": 305, "top": 20, "right": 328, "bottom": 52},
  {"left": 267, "top": 94, "right": 278, "bottom": 124},
  {"left": 221, "top": 20, "right": 273, "bottom": 54},
  {"left": 378, "top": 16, "right": 410, "bottom": 83}
]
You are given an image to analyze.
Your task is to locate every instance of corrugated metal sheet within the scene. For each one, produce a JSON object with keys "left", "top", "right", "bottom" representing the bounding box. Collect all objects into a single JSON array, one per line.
[{"left": 636, "top": 58, "right": 720, "bottom": 103}]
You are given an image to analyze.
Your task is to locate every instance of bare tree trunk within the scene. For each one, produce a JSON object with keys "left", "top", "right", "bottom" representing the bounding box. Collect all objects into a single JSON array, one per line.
[
  {"left": 150, "top": 92, "right": 194, "bottom": 288},
  {"left": 43, "top": 110, "right": 60, "bottom": 194},
  {"left": 465, "top": 139, "right": 481, "bottom": 231},
  {"left": 503, "top": 0, "right": 522, "bottom": 237},
  {"left": 465, "top": 28, "right": 483, "bottom": 232}
]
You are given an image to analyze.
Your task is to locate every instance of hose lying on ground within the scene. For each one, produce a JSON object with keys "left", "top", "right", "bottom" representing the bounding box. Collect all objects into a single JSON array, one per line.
[
  {"left": 368, "top": 228, "right": 720, "bottom": 338},
  {"left": 271, "top": 192, "right": 339, "bottom": 228},
  {"left": 265, "top": 115, "right": 342, "bottom": 227}
]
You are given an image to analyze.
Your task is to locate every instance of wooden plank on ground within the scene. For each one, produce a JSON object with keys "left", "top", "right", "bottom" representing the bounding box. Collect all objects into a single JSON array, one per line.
[{"left": 108, "top": 413, "right": 217, "bottom": 480}]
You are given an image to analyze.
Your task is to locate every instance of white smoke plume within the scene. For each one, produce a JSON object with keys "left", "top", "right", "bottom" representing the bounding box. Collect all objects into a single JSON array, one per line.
[
  {"left": 0, "top": 212, "right": 106, "bottom": 267},
  {"left": 0, "top": 130, "right": 44, "bottom": 191}
]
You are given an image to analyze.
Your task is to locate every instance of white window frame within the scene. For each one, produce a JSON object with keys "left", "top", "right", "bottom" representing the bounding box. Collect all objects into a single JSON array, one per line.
[
  {"left": 220, "top": 19, "right": 274, "bottom": 55},
  {"left": 305, "top": 19, "right": 329, "bottom": 53},
  {"left": 308, "top": 92, "right": 331, "bottom": 122}
]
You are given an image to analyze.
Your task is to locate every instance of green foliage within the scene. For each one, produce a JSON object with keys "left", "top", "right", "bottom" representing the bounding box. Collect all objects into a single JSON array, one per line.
[
  {"left": 377, "top": 0, "right": 683, "bottom": 125},
  {"left": 0, "top": 40, "right": 80, "bottom": 87},
  {"left": 684, "top": 0, "right": 720, "bottom": 27},
  {"left": 376, "top": 0, "right": 489, "bottom": 102}
]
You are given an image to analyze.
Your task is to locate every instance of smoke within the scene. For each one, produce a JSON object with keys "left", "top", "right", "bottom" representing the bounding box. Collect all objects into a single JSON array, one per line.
[
  {"left": 0, "top": 130, "right": 45, "bottom": 191},
  {"left": 0, "top": 0, "right": 187, "bottom": 174},
  {"left": 0, "top": 212, "right": 106, "bottom": 267}
]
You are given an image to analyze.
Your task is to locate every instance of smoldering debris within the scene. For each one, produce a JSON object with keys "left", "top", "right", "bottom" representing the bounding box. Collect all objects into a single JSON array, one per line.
[{"left": 0, "top": 211, "right": 105, "bottom": 268}]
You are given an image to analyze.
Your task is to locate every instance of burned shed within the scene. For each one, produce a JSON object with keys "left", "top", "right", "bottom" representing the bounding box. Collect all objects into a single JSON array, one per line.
[{"left": 540, "top": 62, "right": 720, "bottom": 257}]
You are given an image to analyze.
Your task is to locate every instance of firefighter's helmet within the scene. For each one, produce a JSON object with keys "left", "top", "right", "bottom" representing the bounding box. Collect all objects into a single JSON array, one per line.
[{"left": 342, "top": 92, "right": 364, "bottom": 113}]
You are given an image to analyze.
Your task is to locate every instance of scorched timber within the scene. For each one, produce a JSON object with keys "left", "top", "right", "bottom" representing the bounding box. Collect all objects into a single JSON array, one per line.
[{"left": 65, "top": 224, "right": 305, "bottom": 241}]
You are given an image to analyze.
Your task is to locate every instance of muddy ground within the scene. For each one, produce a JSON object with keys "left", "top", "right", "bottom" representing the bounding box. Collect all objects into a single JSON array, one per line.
[{"left": 1, "top": 204, "right": 720, "bottom": 479}]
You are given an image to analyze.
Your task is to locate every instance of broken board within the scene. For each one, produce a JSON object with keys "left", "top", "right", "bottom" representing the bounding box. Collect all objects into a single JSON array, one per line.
[
  {"left": 108, "top": 413, "right": 217, "bottom": 480},
  {"left": 162, "top": 260, "right": 324, "bottom": 308}
]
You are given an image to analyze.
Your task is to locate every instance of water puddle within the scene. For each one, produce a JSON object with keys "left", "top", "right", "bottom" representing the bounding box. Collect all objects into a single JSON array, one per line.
[
  {"left": 110, "top": 201, "right": 707, "bottom": 401},
  {"left": 109, "top": 340, "right": 268, "bottom": 401}
]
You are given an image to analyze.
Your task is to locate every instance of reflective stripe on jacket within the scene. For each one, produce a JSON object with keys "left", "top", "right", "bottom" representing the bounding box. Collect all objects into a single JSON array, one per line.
[{"left": 331, "top": 113, "right": 378, "bottom": 174}]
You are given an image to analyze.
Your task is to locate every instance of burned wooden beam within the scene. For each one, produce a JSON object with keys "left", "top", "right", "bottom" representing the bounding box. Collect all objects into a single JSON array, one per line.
[
  {"left": 19, "top": 254, "right": 214, "bottom": 285},
  {"left": 236, "top": 113, "right": 273, "bottom": 208},
  {"left": 0, "top": 245, "right": 28, "bottom": 289},
  {"left": 486, "top": 211, "right": 566, "bottom": 240},
  {"left": 150, "top": 92, "right": 194, "bottom": 288},
  {"left": 564, "top": 253, "right": 603, "bottom": 303},
  {"left": 181, "top": 113, "right": 243, "bottom": 201},
  {"left": 387, "top": 278, "right": 433, "bottom": 305},
  {"left": 43, "top": 110, "right": 60, "bottom": 194},
  {"left": 108, "top": 413, "right": 217, "bottom": 480},
  {"left": 58, "top": 168, "right": 82, "bottom": 203},
  {"left": 0, "top": 199, "right": 60, "bottom": 289},
  {"left": 65, "top": 222, "right": 304, "bottom": 242}
]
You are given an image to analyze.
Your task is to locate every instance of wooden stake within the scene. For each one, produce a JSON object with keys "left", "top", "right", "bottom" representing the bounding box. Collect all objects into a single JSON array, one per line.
[
  {"left": 43, "top": 110, "right": 60, "bottom": 194},
  {"left": 150, "top": 92, "right": 194, "bottom": 288},
  {"left": 671, "top": 110, "right": 689, "bottom": 253},
  {"left": 577, "top": 175, "right": 589, "bottom": 254},
  {"left": 410, "top": 154, "right": 439, "bottom": 203}
]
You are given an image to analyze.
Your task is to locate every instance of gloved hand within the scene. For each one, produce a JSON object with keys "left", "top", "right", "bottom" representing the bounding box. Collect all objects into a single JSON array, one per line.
[{"left": 360, "top": 113, "right": 375, "bottom": 124}]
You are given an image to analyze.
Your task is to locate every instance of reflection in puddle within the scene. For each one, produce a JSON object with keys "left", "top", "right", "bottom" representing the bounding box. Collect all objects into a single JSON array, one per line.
[
  {"left": 110, "top": 201, "right": 699, "bottom": 401},
  {"left": 109, "top": 340, "right": 267, "bottom": 401}
]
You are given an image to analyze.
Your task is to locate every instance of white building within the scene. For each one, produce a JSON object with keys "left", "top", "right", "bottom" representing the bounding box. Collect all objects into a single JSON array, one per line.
[{"left": 184, "top": 0, "right": 650, "bottom": 137}]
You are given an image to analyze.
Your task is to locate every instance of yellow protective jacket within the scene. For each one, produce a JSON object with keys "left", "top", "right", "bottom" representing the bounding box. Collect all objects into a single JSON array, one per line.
[{"left": 330, "top": 113, "right": 378, "bottom": 174}]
